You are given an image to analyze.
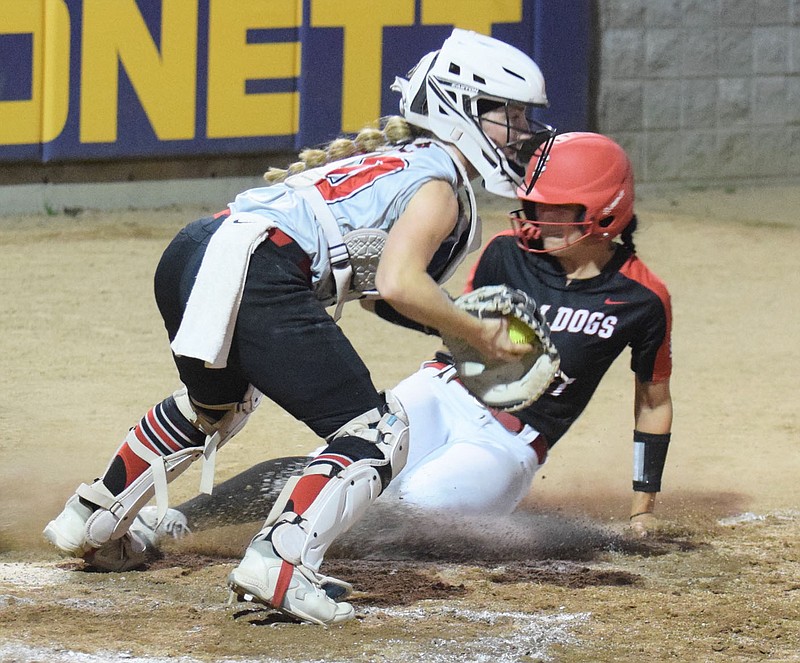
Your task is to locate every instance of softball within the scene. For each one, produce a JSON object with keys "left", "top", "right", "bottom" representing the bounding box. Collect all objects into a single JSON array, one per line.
[{"left": 507, "top": 316, "right": 535, "bottom": 345}]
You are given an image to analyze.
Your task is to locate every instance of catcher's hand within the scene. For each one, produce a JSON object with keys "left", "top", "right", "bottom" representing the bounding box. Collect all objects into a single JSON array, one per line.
[{"left": 441, "top": 285, "right": 560, "bottom": 412}]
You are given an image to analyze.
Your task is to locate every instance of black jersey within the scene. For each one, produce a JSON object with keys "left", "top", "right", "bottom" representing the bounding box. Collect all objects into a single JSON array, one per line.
[{"left": 468, "top": 232, "right": 672, "bottom": 447}]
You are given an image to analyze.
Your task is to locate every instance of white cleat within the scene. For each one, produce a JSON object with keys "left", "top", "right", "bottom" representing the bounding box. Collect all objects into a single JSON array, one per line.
[
  {"left": 43, "top": 494, "right": 95, "bottom": 557},
  {"left": 43, "top": 494, "right": 147, "bottom": 572},
  {"left": 129, "top": 506, "right": 191, "bottom": 549},
  {"left": 227, "top": 540, "right": 355, "bottom": 626}
]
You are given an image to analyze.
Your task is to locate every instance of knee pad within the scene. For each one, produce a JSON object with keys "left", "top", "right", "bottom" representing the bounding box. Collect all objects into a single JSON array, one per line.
[
  {"left": 81, "top": 385, "right": 262, "bottom": 546},
  {"left": 173, "top": 385, "right": 262, "bottom": 495},
  {"left": 264, "top": 388, "right": 409, "bottom": 527},
  {"left": 173, "top": 386, "right": 261, "bottom": 439},
  {"left": 324, "top": 389, "right": 410, "bottom": 484}
]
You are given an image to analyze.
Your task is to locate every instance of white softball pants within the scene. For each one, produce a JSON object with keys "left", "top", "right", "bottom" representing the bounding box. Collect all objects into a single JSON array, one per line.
[{"left": 378, "top": 363, "right": 547, "bottom": 515}]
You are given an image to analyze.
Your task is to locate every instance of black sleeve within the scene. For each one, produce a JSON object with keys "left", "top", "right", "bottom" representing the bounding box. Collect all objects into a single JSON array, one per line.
[
  {"left": 629, "top": 296, "right": 670, "bottom": 383},
  {"left": 469, "top": 238, "right": 507, "bottom": 289},
  {"left": 372, "top": 300, "right": 440, "bottom": 336}
]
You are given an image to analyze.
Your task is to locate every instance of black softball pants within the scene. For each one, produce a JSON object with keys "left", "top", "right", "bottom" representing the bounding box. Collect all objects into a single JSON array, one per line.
[{"left": 154, "top": 215, "right": 383, "bottom": 441}]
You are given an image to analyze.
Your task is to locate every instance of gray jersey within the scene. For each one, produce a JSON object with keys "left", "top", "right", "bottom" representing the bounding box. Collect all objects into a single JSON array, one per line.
[{"left": 228, "top": 140, "right": 466, "bottom": 294}]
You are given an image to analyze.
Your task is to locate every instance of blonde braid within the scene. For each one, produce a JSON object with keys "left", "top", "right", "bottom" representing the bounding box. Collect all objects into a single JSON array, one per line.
[
  {"left": 262, "top": 116, "right": 424, "bottom": 183},
  {"left": 354, "top": 127, "right": 385, "bottom": 153},
  {"left": 298, "top": 148, "right": 327, "bottom": 168},
  {"left": 325, "top": 138, "right": 358, "bottom": 161},
  {"left": 382, "top": 116, "right": 416, "bottom": 143},
  {"left": 263, "top": 167, "right": 288, "bottom": 185}
]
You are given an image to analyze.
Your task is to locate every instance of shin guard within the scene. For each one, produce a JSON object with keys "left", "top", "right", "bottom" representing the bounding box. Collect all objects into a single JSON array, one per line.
[
  {"left": 82, "top": 385, "right": 261, "bottom": 547},
  {"left": 258, "top": 390, "right": 409, "bottom": 575}
]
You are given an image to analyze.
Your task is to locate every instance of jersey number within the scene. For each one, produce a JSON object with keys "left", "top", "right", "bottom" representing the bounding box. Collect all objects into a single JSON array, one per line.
[
  {"left": 547, "top": 371, "right": 575, "bottom": 398},
  {"left": 315, "top": 155, "right": 408, "bottom": 203}
]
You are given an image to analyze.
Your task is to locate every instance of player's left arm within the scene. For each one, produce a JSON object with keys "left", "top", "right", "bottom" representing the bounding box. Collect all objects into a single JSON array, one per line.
[{"left": 629, "top": 376, "right": 673, "bottom": 536}]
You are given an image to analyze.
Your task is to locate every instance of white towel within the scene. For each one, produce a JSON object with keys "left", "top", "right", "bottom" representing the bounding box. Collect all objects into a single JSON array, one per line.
[{"left": 171, "top": 212, "right": 276, "bottom": 369}]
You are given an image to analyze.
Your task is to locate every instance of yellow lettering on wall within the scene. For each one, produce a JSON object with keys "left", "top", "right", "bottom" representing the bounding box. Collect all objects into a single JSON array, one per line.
[
  {"left": 80, "top": 0, "right": 198, "bottom": 143},
  {"left": 41, "top": 0, "right": 71, "bottom": 143},
  {"left": 421, "top": 0, "right": 522, "bottom": 36},
  {"left": 0, "top": 0, "right": 70, "bottom": 145},
  {"left": 207, "top": 0, "right": 300, "bottom": 139},
  {"left": 311, "top": 0, "right": 414, "bottom": 133}
]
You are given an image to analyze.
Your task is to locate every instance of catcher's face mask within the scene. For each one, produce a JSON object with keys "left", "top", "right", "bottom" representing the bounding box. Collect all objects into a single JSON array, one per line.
[
  {"left": 479, "top": 102, "right": 556, "bottom": 185},
  {"left": 510, "top": 201, "right": 593, "bottom": 254}
]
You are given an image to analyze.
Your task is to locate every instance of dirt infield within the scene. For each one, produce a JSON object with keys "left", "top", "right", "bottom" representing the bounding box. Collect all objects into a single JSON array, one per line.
[{"left": 0, "top": 184, "right": 798, "bottom": 662}]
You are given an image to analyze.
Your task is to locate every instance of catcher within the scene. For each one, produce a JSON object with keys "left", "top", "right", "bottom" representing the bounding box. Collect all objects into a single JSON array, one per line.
[
  {"left": 134, "top": 132, "right": 673, "bottom": 551},
  {"left": 43, "top": 29, "right": 555, "bottom": 626}
]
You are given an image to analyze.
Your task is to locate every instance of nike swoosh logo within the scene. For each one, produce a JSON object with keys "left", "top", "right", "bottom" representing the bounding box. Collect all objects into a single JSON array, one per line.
[{"left": 604, "top": 298, "right": 628, "bottom": 305}]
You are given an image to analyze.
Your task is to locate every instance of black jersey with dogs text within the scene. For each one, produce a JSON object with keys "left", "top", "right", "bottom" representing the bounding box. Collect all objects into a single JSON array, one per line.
[{"left": 468, "top": 231, "right": 672, "bottom": 447}]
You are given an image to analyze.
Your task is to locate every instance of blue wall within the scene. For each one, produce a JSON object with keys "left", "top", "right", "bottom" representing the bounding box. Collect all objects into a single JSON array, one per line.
[{"left": 0, "top": 0, "right": 590, "bottom": 164}]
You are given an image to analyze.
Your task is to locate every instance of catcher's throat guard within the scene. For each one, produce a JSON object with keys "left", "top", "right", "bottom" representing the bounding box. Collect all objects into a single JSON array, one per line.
[{"left": 442, "top": 285, "right": 560, "bottom": 412}]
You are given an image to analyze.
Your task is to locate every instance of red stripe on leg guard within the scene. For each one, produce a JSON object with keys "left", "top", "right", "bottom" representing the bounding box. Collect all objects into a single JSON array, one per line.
[
  {"left": 117, "top": 443, "right": 151, "bottom": 489},
  {"left": 312, "top": 453, "right": 353, "bottom": 469},
  {"left": 271, "top": 560, "right": 295, "bottom": 609},
  {"left": 133, "top": 425, "right": 160, "bottom": 454},
  {"left": 145, "top": 409, "right": 182, "bottom": 453},
  {"left": 288, "top": 475, "right": 330, "bottom": 515}
]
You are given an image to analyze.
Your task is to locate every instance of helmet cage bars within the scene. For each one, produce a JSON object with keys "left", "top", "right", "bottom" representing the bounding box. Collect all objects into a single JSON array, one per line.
[
  {"left": 473, "top": 100, "right": 557, "bottom": 186},
  {"left": 509, "top": 201, "right": 594, "bottom": 254},
  {"left": 423, "top": 72, "right": 556, "bottom": 196}
]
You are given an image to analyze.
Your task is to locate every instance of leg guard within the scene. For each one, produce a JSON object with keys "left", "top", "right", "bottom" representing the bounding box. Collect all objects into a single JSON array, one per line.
[
  {"left": 85, "top": 385, "right": 261, "bottom": 544},
  {"left": 266, "top": 389, "right": 409, "bottom": 570},
  {"left": 227, "top": 390, "right": 408, "bottom": 624},
  {"left": 323, "top": 388, "right": 410, "bottom": 485},
  {"left": 45, "top": 385, "right": 261, "bottom": 565},
  {"left": 78, "top": 446, "right": 200, "bottom": 548}
]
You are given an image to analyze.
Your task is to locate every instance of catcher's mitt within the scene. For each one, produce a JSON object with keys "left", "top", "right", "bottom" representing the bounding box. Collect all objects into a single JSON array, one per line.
[{"left": 441, "top": 285, "right": 560, "bottom": 412}]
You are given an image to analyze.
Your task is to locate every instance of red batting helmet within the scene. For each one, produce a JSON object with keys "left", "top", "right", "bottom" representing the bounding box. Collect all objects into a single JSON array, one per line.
[{"left": 511, "top": 132, "right": 635, "bottom": 253}]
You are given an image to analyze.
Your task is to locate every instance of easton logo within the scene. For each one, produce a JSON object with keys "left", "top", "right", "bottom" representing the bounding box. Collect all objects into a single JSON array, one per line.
[{"left": 602, "top": 189, "right": 625, "bottom": 216}]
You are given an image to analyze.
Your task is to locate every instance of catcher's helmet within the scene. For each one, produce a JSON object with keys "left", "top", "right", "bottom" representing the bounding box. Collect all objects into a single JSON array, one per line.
[
  {"left": 512, "top": 132, "right": 635, "bottom": 253},
  {"left": 392, "top": 29, "right": 556, "bottom": 198}
]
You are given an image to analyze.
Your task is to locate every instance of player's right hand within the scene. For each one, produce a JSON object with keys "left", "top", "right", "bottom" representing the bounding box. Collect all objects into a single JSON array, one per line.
[{"left": 472, "top": 317, "right": 534, "bottom": 363}]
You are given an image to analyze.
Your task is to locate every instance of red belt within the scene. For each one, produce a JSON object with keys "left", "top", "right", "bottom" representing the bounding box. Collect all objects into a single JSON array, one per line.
[
  {"left": 267, "top": 227, "right": 295, "bottom": 247},
  {"left": 424, "top": 360, "right": 548, "bottom": 464}
]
